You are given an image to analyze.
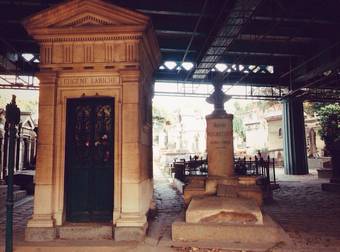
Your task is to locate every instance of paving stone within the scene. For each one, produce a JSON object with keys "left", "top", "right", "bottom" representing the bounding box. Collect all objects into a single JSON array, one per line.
[{"left": 1, "top": 168, "right": 340, "bottom": 251}]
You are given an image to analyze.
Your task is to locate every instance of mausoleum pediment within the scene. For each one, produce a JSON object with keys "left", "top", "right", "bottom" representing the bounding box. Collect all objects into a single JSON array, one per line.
[
  {"left": 24, "top": 0, "right": 149, "bottom": 32},
  {"left": 53, "top": 13, "right": 117, "bottom": 27}
]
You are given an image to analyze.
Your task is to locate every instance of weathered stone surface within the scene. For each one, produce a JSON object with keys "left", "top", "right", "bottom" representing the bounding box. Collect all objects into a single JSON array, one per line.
[
  {"left": 25, "top": 227, "right": 56, "bottom": 241},
  {"left": 184, "top": 176, "right": 266, "bottom": 206},
  {"left": 206, "top": 115, "right": 234, "bottom": 178},
  {"left": 217, "top": 183, "right": 264, "bottom": 205},
  {"left": 186, "top": 196, "right": 263, "bottom": 225},
  {"left": 58, "top": 223, "right": 113, "bottom": 240},
  {"left": 172, "top": 214, "right": 291, "bottom": 245},
  {"left": 216, "top": 184, "right": 238, "bottom": 198},
  {"left": 317, "top": 168, "right": 333, "bottom": 179},
  {"left": 114, "top": 226, "right": 147, "bottom": 241},
  {"left": 238, "top": 176, "right": 257, "bottom": 185}
]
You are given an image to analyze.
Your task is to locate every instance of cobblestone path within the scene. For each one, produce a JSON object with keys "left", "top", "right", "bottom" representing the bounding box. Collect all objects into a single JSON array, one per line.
[
  {"left": 264, "top": 169, "right": 340, "bottom": 251},
  {"left": 0, "top": 196, "right": 33, "bottom": 244},
  {"left": 1, "top": 169, "right": 340, "bottom": 251},
  {"left": 146, "top": 168, "right": 186, "bottom": 247}
]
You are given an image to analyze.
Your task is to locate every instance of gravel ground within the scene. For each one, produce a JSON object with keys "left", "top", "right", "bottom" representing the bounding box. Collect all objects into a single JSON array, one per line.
[{"left": 1, "top": 168, "right": 340, "bottom": 251}]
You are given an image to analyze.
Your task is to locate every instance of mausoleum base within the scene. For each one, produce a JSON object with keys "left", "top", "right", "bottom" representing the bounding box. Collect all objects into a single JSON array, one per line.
[
  {"left": 25, "top": 227, "right": 57, "bottom": 242},
  {"left": 26, "top": 222, "right": 148, "bottom": 241},
  {"left": 114, "top": 225, "right": 148, "bottom": 241}
]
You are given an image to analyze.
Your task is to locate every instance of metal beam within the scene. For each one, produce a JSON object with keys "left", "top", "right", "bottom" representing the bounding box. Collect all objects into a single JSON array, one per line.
[
  {"left": 137, "top": 8, "right": 213, "bottom": 18},
  {"left": 238, "top": 34, "right": 326, "bottom": 43},
  {"left": 252, "top": 15, "right": 340, "bottom": 26},
  {"left": 160, "top": 48, "right": 197, "bottom": 53},
  {"left": 192, "top": 0, "right": 263, "bottom": 80},
  {"left": 280, "top": 41, "right": 340, "bottom": 79},
  {"left": 295, "top": 58, "right": 340, "bottom": 84},
  {"left": 224, "top": 50, "right": 298, "bottom": 58},
  {"left": 155, "top": 71, "right": 283, "bottom": 87},
  {"left": 156, "top": 29, "right": 206, "bottom": 37},
  {"left": 243, "top": 22, "right": 338, "bottom": 40}
]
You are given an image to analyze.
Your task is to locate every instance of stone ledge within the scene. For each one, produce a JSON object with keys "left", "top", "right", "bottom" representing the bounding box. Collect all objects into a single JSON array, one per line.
[
  {"left": 25, "top": 227, "right": 56, "bottom": 241},
  {"left": 171, "top": 240, "right": 286, "bottom": 252},
  {"left": 114, "top": 226, "right": 147, "bottom": 241},
  {"left": 3, "top": 240, "right": 139, "bottom": 252},
  {"left": 58, "top": 223, "right": 113, "bottom": 240},
  {"left": 172, "top": 214, "right": 291, "bottom": 245},
  {"left": 317, "top": 168, "right": 333, "bottom": 179},
  {"left": 186, "top": 196, "right": 263, "bottom": 225}
]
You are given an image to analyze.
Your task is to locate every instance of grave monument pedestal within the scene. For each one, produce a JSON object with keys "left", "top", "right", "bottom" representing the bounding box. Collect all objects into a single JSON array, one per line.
[
  {"left": 206, "top": 112, "right": 234, "bottom": 178},
  {"left": 175, "top": 76, "right": 290, "bottom": 250}
]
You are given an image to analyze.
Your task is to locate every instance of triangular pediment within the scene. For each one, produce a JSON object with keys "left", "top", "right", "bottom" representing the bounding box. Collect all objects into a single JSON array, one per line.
[
  {"left": 24, "top": 0, "right": 149, "bottom": 30},
  {"left": 54, "top": 12, "right": 118, "bottom": 27}
]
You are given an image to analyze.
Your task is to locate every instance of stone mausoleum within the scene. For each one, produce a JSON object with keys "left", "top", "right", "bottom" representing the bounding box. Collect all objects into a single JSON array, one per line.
[{"left": 23, "top": 0, "right": 160, "bottom": 241}]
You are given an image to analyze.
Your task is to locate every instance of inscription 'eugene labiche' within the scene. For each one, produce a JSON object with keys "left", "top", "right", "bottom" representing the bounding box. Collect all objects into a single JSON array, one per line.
[{"left": 63, "top": 76, "right": 117, "bottom": 85}]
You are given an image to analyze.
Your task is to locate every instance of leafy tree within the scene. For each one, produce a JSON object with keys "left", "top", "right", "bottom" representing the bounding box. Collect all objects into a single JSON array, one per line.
[
  {"left": 314, "top": 103, "right": 340, "bottom": 179},
  {"left": 233, "top": 116, "right": 246, "bottom": 141},
  {"left": 315, "top": 103, "right": 340, "bottom": 148}
]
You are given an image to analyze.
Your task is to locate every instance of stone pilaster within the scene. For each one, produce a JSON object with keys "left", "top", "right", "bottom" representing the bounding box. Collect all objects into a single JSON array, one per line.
[
  {"left": 26, "top": 72, "right": 57, "bottom": 241},
  {"left": 115, "top": 70, "right": 153, "bottom": 241}
]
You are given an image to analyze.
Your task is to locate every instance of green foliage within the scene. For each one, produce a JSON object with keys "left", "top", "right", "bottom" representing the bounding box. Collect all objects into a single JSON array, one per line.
[
  {"left": 233, "top": 116, "right": 245, "bottom": 141},
  {"left": 315, "top": 103, "right": 340, "bottom": 145}
]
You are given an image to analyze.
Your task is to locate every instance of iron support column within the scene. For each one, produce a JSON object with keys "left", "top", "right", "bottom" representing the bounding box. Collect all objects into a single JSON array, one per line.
[
  {"left": 282, "top": 98, "right": 308, "bottom": 175},
  {"left": 5, "top": 96, "right": 20, "bottom": 252}
]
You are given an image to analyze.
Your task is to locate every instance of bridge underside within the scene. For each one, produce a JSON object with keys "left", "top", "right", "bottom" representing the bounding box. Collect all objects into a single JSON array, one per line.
[{"left": 0, "top": 0, "right": 339, "bottom": 176}]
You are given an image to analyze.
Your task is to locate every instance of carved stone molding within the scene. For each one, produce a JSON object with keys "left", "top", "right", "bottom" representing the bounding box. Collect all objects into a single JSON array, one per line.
[{"left": 24, "top": 0, "right": 160, "bottom": 69}]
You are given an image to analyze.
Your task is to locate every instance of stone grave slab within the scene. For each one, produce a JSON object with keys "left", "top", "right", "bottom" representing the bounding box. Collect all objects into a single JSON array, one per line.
[{"left": 186, "top": 196, "right": 263, "bottom": 225}]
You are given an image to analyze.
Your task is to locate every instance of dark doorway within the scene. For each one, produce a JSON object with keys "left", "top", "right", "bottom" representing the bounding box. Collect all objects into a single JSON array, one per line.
[{"left": 65, "top": 97, "right": 114, "bottom": 222}]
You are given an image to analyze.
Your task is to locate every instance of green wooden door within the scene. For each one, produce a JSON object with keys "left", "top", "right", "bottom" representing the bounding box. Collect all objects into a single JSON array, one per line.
[{"left": 65, "top": 97, "right": 114, "bottom": 222}]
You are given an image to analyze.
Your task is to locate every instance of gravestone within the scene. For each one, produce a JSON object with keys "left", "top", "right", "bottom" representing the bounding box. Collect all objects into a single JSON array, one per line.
[{"left": 174, "top": 76, "right": 290, "bottom": 250}]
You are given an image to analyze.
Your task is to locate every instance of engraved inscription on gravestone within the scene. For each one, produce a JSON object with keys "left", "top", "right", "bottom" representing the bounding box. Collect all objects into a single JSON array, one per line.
[{"left": 208, "top": 122, "right": 231, "bottom": 149}]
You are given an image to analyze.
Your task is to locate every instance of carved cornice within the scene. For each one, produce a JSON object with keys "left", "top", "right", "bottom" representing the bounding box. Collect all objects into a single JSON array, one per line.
[{"left": 37, "top": 34, "right": 143, "bottom": 43}]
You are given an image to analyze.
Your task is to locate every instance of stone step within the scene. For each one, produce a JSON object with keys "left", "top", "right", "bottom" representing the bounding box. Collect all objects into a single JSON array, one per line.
[
  {"left": 0, "top": 189, "right": 27, "bottom": 209},
  {"left": 317, "top": 168, "right": 332, "bottom": 179},
  {"left": 0, "top": 184, "right": 21, "bottom": 197},
  {"left": 172, "top": 214, "right": 292, "bottom": 247},
  {"left": 58, "top": 223, "right": 113, "bottom": 240},
  {"left": 1, "top": 240, "right": 139, "bottom": 252},
  {"left": 172, "top": 240, "right": 283, "bottom": 252}
]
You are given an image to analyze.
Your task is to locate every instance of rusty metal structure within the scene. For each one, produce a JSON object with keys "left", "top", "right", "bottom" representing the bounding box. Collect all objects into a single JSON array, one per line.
[{"left": 0, "top": 0, "right": 339, "bottom": 101}]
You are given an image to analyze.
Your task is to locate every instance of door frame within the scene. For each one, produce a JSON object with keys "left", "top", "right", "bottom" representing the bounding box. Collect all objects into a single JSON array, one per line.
[{"left": 64, "top": 96, "right": 115, "bottom": 222}]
